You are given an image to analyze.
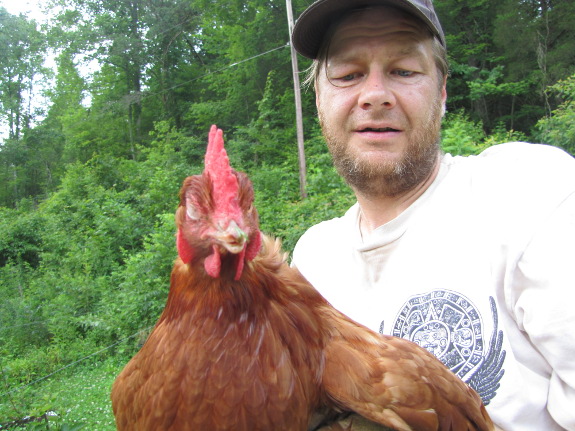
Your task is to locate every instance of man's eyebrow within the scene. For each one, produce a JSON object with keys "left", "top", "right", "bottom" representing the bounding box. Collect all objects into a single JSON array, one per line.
[
  {"left": 327, "top": 36, "right": 428, "bottom": 65},
  {"left": 396, "top": 43, "right": 426, "bottom": 57},
  {"left": 399, "top": 46, "right": 417, "bottom": 55}
]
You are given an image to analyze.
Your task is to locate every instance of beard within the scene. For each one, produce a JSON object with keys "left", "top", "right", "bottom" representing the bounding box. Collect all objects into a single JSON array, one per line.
[{"left": 319, "top": 97, "right": 443, "bottom": 198}]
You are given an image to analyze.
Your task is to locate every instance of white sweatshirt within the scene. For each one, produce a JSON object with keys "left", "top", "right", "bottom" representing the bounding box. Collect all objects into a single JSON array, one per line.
[{"left": 292, "top": 142, "right": 575, "bottom": 430}]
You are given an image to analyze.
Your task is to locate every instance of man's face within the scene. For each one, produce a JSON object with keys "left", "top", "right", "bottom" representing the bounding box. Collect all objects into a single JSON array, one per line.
[{"left": 316, "top": 6, "right": 447, "bottom": 197}]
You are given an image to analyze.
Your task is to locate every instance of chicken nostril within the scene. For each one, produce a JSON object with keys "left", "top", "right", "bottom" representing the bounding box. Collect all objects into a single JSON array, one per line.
[{"left": 226, "top": 220, "right": 247, "bottom": 241}]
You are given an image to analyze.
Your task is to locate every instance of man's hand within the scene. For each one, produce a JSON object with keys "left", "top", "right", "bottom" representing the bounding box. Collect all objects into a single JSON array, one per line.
[
  {"left": 313, "top": 413, "right": 393, "bottom": 431},
  {"left": 312, "top": 413, "right": 505, "bottom": 430}
]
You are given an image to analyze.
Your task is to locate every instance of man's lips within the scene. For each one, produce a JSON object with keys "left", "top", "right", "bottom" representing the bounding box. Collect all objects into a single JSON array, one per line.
[
  {"left": 355, "top": 126, "right": 403, "bottom": 142},
  {"left": 353, "top": 125, "right": 403, "bottom": 146},
  {"left": 357, "top": 126, "right": 401, "bottom": 133}
]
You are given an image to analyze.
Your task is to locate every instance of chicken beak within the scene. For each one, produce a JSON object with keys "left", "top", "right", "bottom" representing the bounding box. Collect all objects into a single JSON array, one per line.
[{"left": 214, "top": 220, "right": 248, "bottom": 255}]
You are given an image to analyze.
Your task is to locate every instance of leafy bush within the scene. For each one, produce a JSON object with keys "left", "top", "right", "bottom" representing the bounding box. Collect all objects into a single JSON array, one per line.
[
  {"left": 0, "top": 205, "right": 46, "bottom": 269},
  {"left": 441, "top": 110, "right": 529, "bottom": 156},
  {"left": 441, "top": 110, "right": 488, "bottom": 155},
  {"left": 536, "top": 74, "right": 575, "bottom": 155}
]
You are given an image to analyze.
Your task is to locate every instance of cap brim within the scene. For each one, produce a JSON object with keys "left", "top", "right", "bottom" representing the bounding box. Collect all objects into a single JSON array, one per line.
[{"left": 292, "top": 0, "right": 445, "bottom": 59}]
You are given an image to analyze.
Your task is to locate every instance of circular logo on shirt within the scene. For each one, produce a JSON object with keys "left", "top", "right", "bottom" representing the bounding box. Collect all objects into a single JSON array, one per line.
[{"left": 391, "top": 290, "right": 484, "bottom": 380}]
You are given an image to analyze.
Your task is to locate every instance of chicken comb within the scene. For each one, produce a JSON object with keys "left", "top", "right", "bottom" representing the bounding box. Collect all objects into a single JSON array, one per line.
[{"left": 204, "top": 125, "right": 241, "bottom": 218}]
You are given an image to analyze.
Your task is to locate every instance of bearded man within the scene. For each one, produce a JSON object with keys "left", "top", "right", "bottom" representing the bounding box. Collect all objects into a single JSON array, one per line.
[{"left": 291, "top": 1, "right": 575, "bottom": 430}]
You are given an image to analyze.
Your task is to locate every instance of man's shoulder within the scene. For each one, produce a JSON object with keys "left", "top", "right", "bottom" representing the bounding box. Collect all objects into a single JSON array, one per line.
[
  {"left": 444, "top": 142, "right": 575, "bottom": 230},
  {"left": 446, "top": 142, "right": 575, "bottom": 192},
  {"left": 476, "top": 142, "right": 573, "bottom": 168},
  {"left": 298, "top": 203, "right": 357, "bottom": 242},
  {"left": 292, "top": 203, "right": 358, "bottom": 262}
]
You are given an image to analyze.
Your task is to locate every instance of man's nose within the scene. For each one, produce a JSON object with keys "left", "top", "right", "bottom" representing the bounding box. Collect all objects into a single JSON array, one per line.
[{"left": 357, "top": 71, "right": 396, "bottom": 110}]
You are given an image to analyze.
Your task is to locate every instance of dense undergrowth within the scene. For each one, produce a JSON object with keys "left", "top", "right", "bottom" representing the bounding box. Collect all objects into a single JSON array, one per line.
[{"left": 2, "top": 100, "right": 574, "bottom": 428}]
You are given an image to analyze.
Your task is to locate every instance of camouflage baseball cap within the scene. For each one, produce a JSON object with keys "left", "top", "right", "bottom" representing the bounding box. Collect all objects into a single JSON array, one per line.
[{"left": 292, "top": 0, "right": 445, "bottom": 59}]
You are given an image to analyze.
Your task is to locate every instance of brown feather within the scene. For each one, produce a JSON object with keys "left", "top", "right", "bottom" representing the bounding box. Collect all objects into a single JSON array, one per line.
[
  {"left": 111, "top": 127, "right": 494, "bottom": 431},
  {"left": 112, "top": 235, "right": 326, "bottom": 430},
  {"left": 112, "top": 231, "right": 494, "bottom": 430}
]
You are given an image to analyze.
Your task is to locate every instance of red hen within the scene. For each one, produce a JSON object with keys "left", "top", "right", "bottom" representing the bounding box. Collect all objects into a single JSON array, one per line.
[{"left": 111, "top": 125, "right": 494, "bottom": 431}]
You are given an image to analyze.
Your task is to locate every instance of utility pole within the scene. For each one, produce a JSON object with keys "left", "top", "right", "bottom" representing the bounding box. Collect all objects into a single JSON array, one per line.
[{"left": 285, "top": 0, "right": 307, "bottom": 199}]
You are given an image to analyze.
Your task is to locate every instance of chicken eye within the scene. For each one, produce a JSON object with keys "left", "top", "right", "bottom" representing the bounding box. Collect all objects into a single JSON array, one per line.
[{"left": 186, "top": 205, "right": 200, "bottom": 221}]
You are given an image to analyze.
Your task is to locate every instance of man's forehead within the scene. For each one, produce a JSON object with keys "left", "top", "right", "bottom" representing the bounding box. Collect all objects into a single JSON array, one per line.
[
  {"left": 331, "top": 6, "right": 430, "bottom": 44},
  {"left": 327, "top": 7, "right": 432, "bottom": 59}
]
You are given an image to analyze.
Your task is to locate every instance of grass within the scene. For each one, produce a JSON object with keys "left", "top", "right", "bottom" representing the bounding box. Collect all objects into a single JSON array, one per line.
[{"left": 1, "top": 357, "right": 126, "bottom": 430}]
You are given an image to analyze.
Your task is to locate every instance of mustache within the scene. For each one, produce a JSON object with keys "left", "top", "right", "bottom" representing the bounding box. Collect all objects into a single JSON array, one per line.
[{"left": 317, "top": 97, "right": 443, "bottom": 198}]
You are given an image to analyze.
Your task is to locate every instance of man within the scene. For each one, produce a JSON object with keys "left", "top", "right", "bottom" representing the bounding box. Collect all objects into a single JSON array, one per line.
[{"left": 290, "top": 0, "right": 575, "bottom": 430}]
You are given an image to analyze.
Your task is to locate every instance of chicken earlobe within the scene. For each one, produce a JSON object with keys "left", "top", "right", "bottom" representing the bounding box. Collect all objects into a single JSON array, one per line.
[
  {"left": 245, "top": 230, "right": 262, "bottom": 261},
  {"left": 177, "top": 227, "right": 194, "bottom": 264}
]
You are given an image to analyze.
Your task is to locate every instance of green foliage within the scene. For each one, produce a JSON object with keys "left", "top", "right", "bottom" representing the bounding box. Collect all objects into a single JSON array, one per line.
[
  {"left": 483, "top": 122, "right": 528, "bottom": 148},
  {"left": 0, "top": 8, "right": 47, "bottom": 140},
  {"left": 1, "top": 358, "right": 120, "bottom": 430},
  {"left": 95, "top": 212, "right": 176, "bottom": 352},
  {"left": 1, "top": 0, "right": 574, "bottom": 426},
  {"left": 536, "top": 74, "right": 575, "bottom": 155},
  {"left": 441, "top": 110, "right": 528, "bottom": 156},
  {"left": 231, "top": 71, "right": 300, "bottom": 170},
  {"left": 254, "top": 128, "right": 355, "bottom": 253},
  {"left": 0, "top": 122, "right": 192, "bottom": 409},
  {"left": 0, "top": 205, "right": 45, "bottom": 268},
  {"left": 441, "top": 111, "right": 488, "bottom": 155},
  {"left": 436, "top": 0, "right": 575, "bottom": 133}
]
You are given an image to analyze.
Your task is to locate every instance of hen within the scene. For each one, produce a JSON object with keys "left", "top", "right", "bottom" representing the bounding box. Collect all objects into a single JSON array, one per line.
[{"left": 111, "top": 125, "right": 494, "bottom": 431}]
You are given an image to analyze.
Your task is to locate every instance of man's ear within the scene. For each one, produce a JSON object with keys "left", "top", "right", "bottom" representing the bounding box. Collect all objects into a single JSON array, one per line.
[{"left": 441, "top": 75, "right": 448, "bottom": 117}]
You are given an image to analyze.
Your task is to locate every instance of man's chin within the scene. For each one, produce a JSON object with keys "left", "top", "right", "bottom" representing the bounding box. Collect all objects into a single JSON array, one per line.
[
  {"left": 338, "top": 150, "right": 402, "bottom": 176},
  {"left": 334, "top": 146, "right": 439, "bottom": 198}
]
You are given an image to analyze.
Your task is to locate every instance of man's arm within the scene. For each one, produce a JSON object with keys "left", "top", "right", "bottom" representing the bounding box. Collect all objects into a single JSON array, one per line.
[{"left": 509, "top": 192, "right": 575, "bottom": 430}]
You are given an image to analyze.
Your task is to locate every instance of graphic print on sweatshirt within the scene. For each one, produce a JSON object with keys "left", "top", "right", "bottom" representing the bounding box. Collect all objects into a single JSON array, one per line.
[{"left": 381, "top": 290, "right": 505, "bottom": 405}]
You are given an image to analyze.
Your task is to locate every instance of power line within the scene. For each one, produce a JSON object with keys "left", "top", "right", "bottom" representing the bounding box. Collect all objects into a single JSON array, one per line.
[
  {"left": 0, "top": 28, "right": 293, "bottom": 404},
  {"left": 80, "top": 42, "right": 290, "bottom": 110},
  {"left": 145, "top": 14, "right": 196, "bottom": 39},
  {"left": 139, "top": 43, "right": 290, "bottom": 102},
  {"left": 0, "top": 326, "right": 153, "bottom": 397},
  {"left": 0, "top": 321, "right": 45, "bottom": 331}
]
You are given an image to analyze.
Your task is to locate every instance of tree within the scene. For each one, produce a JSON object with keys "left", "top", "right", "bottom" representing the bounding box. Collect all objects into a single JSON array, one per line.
[
  {"left": 50, "top": 0, "right": 151, "bottom": 156},
  {"left": 435, "top": 0, "right": 501, "bottom": 128},
  {"left": 435, "top": 0, "right": 575, "bottom": 134},
  {"left": 142, "top": 0, "right": 202, "bottom": 128},
  {"left": 536, "top": 73, "right": 575, "bottom": 154},
  {"left": 493, "top": 0, "right": 575, "bottom": 129},
  {"left": 0, "top": 8, "right": 46, "bottom": 140}
]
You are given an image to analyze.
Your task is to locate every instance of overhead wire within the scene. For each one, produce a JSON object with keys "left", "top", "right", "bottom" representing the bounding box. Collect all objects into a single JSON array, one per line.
[
  {"left": 0, "top": 321, "right": 45, "bottom": 331},
  {"left": 0, "top": 326, "right": 153, "bottom": 397},
  {"left": 138, "top": 43, "right": 290, "bottom": 101},
  {"left": 0, "top": 37, "right": 292, "bottom": 400}
]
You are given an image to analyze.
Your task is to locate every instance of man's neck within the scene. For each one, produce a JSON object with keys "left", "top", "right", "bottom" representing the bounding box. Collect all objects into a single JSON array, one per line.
[{"left": 356, "top": 157, "right": 441, "bottom": 236}]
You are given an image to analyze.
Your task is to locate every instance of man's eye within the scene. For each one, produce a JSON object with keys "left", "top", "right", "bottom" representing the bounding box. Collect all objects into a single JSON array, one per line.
[
  {"left": 340, "top": 73, "right": 360, "bottom": 82},
  {"left": 394, "top": 69, "right": 415, "bottom": 77},
  {"left": 327, "top": 70, "right": 363, "bottom": 87}
]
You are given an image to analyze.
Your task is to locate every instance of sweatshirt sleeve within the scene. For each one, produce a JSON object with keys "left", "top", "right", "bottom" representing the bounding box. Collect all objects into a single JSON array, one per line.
[{"left": 509, "top": 191, "right": 575, "bottom": 431}]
